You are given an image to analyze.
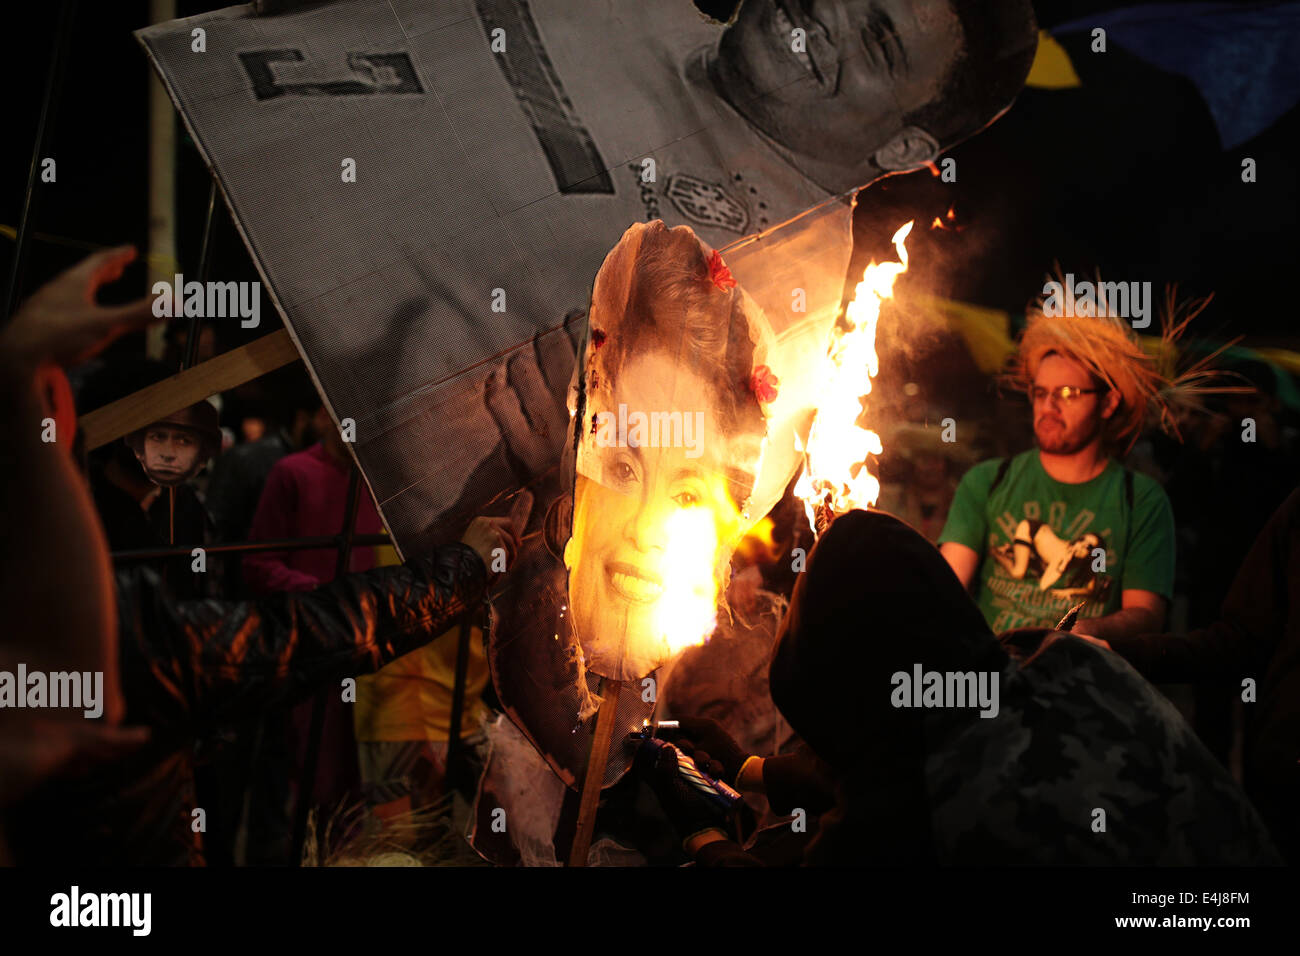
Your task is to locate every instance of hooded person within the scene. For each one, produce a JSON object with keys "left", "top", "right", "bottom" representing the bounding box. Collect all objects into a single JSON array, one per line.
[{"left": 639, "top": 509, "right": 1281, "bottom": 865}]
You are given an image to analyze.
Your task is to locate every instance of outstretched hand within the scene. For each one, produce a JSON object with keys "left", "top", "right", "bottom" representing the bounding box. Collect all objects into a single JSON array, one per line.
[
  {"left": 0, "top": 717, "right": 150, "bottom": 809},
  {"left": 1, "top": 245, "right": 156, "bottom": 369}
]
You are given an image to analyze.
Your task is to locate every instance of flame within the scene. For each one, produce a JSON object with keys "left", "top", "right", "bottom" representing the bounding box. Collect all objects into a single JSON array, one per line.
[
  {"left": 655, "top": 505, "right": 721, "bottom": 653},
  {"left": 794, "top": 220, "right": 912, "bottom": 534},
  {"left": 736, "top": 515, "right": 778, "bottom": 564},
  {"left": 931, "top": 206, "right": 959, "bottom": 231}
]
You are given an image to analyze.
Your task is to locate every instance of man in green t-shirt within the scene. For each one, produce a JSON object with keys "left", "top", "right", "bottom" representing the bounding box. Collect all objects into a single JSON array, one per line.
[{"left": 938, "top": 300, "right": 1179, "bottom": 641}]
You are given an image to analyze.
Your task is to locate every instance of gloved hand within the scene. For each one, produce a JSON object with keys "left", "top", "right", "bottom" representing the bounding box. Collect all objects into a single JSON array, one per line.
[
  {"left": 632, "top": 737, "right": 730, "bottom": 845},
  {"left": 659, "top": 716, "right": 752, "bottom": 787}
]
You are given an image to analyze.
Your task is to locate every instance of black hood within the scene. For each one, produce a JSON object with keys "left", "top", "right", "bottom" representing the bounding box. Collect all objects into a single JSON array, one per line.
[{"left": 769, "top": 509, "right": 1007, "bottom": 774}]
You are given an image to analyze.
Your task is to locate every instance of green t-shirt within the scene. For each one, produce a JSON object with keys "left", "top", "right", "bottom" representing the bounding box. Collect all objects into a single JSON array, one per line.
[{"left": 937, "top": 451, "right": 1175, "bottom": 633}]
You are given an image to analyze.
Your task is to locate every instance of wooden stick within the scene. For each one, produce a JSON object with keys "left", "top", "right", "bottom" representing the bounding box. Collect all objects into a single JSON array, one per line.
[
  {"left": 567, "top": 678, "right": 622, "bottom": 867},
  {"left": 79, "top": 329, "right": 300, "bottom": 451}
]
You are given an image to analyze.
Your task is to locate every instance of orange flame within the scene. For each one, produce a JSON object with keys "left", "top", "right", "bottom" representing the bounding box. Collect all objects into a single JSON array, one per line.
[
  {"left": 931, "top": 206, "right": 959, "bottom": 231},
  {"left": 794, "top": 220, "right": 913, "bottom": 534},
  {"left": 736, "top": 516, "right": 779, "bottom": 564}
]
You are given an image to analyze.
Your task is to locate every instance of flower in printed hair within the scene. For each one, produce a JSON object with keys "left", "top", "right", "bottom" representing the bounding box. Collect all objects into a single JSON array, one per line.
[
  {"left": 707, "top": 250, "right": 737, "bottom": 291},
  {"left": 750, "top": 364, "right": 779, "bottom": 405}
]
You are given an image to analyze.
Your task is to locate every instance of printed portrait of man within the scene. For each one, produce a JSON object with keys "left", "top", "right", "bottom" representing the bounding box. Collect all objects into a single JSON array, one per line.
[{"left": 704, "top": 0, "right": 1038, "bottom": 195}]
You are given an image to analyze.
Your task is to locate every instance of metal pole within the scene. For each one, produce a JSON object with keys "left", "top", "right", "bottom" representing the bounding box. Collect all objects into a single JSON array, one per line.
[
  {"left": 181, "top": 181, "right": 219, "bottom": 370},
  {"left": 290, "top": 469, "right": 363, "bottom": 864},
  {"left": 3, "top": 0, "right": 78, "bottom": 322},
  {"left": 145, "top": 0, "right": 178, "bottom": 361},
  {"left": 444, "top": 614, "right": 474, "bottom": 793},
  {"left": 110, "top": 532, "right": 389, "bottom": 562},
  {"left": 331, "top": 469, "right": 363, "bottom": 579}
]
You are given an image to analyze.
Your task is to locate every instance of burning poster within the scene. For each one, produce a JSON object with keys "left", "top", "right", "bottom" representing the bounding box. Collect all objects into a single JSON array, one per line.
[
  {"left": 486, "top": 208, "right": 922, "bottom": 792},
  {"left": 488, "top": 221, "right": 800, "bottom": 788},
  {"left": 135, "top": 0, "right": 1036, "bottom": 562}
]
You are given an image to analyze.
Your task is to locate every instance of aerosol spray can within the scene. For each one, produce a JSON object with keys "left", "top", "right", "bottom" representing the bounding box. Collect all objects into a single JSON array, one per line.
[{"left": 630, "top": 721, "right": 743, "bottom": 813}]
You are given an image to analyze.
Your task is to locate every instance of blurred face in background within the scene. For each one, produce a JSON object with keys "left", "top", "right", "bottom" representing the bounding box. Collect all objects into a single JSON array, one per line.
[
  {"left": 137, "top": 425, "right": 201, "bottom": 485},
  {"left": 912, "top": 450, "right": 947, "bottom": 488},
  {"left": 241, "top": 417, "right": 266, "bottom": 443},
  {"left": 291, "top": 405, "right": 329, "bottom": 449}
]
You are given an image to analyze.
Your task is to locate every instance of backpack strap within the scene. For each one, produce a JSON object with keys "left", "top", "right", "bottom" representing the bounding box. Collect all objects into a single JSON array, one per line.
[
  {"left": 1121, "top": 466, "right": 1135, "bottom": 584},
  {"left": 988, "top": 456, "right": 1013, "bottom": 496}
]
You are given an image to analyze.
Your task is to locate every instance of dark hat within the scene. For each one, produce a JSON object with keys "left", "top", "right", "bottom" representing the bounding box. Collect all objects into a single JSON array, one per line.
[{"left": 125, "top": 399, "right": 221, "bottom": 461}]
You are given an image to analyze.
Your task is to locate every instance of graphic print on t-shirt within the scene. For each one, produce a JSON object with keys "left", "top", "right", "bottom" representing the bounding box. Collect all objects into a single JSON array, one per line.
[
  {"left": 984, "top": 509, "right": 1115, "bottom": 632},
  {"left": 940, "top": 453, "right": 1176, "bottom": 636}
]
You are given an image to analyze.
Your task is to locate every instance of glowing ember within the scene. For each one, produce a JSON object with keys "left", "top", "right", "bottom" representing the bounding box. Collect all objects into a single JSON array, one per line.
[
  {"left": 794, "top": 220, "right": 913, "bottom": 535},
  {"left": 930, "top": 206, "right": 959, "bottom": 231},
  {"left": 654, "top": 505, "right": 721, "bottom": 652}
]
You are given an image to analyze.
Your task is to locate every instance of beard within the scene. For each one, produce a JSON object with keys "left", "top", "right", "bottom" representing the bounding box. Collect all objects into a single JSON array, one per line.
[{"left": 1034, "top": 413, "right": 1102, "bottom": 455}]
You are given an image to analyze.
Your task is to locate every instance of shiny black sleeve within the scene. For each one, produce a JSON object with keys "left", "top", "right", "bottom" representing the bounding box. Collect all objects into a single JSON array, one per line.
[{"left": 117, "top": 543, "right": 487, "bottom": 731}]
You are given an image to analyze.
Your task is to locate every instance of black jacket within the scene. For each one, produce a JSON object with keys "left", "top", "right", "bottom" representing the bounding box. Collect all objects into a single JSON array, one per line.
[{"left": 9, "top": 542, "right": 487, "bottom": 866}]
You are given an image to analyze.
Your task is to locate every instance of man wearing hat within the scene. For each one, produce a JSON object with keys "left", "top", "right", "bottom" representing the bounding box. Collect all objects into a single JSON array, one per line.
[
  {"left": 125, "top": 400, "right": 221, "bottom": 488},
  {"left": 936, "top": 287, "right": 1194, "bottom": 642}
]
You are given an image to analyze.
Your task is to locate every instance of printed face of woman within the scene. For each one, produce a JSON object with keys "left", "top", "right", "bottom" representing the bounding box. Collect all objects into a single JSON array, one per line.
[
  {"left": 1070, "top": 533, "right": 1101, "bottom": 559},
  {"left": 568, "top": 351, "right": 746, "bottom": 680}
]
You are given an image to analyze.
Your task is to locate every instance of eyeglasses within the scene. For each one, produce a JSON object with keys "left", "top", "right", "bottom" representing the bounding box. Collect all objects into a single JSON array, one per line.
[{"left": 1029, "top": 385, "right": 1106, "bottom": 405}]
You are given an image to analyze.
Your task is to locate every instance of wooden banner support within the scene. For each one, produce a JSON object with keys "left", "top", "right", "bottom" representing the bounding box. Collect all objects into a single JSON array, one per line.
[
  {"left": 567, "top": 679, "right": 623, "bottom": 867},
  {"left": 79, "top": 328, "right": 300, "bottom": 451}
]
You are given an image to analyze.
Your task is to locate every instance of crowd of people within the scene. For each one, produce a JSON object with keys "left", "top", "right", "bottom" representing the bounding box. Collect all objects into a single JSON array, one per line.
[{"left": 2, "top": 241, "right": 1297, "bottom": 867}]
